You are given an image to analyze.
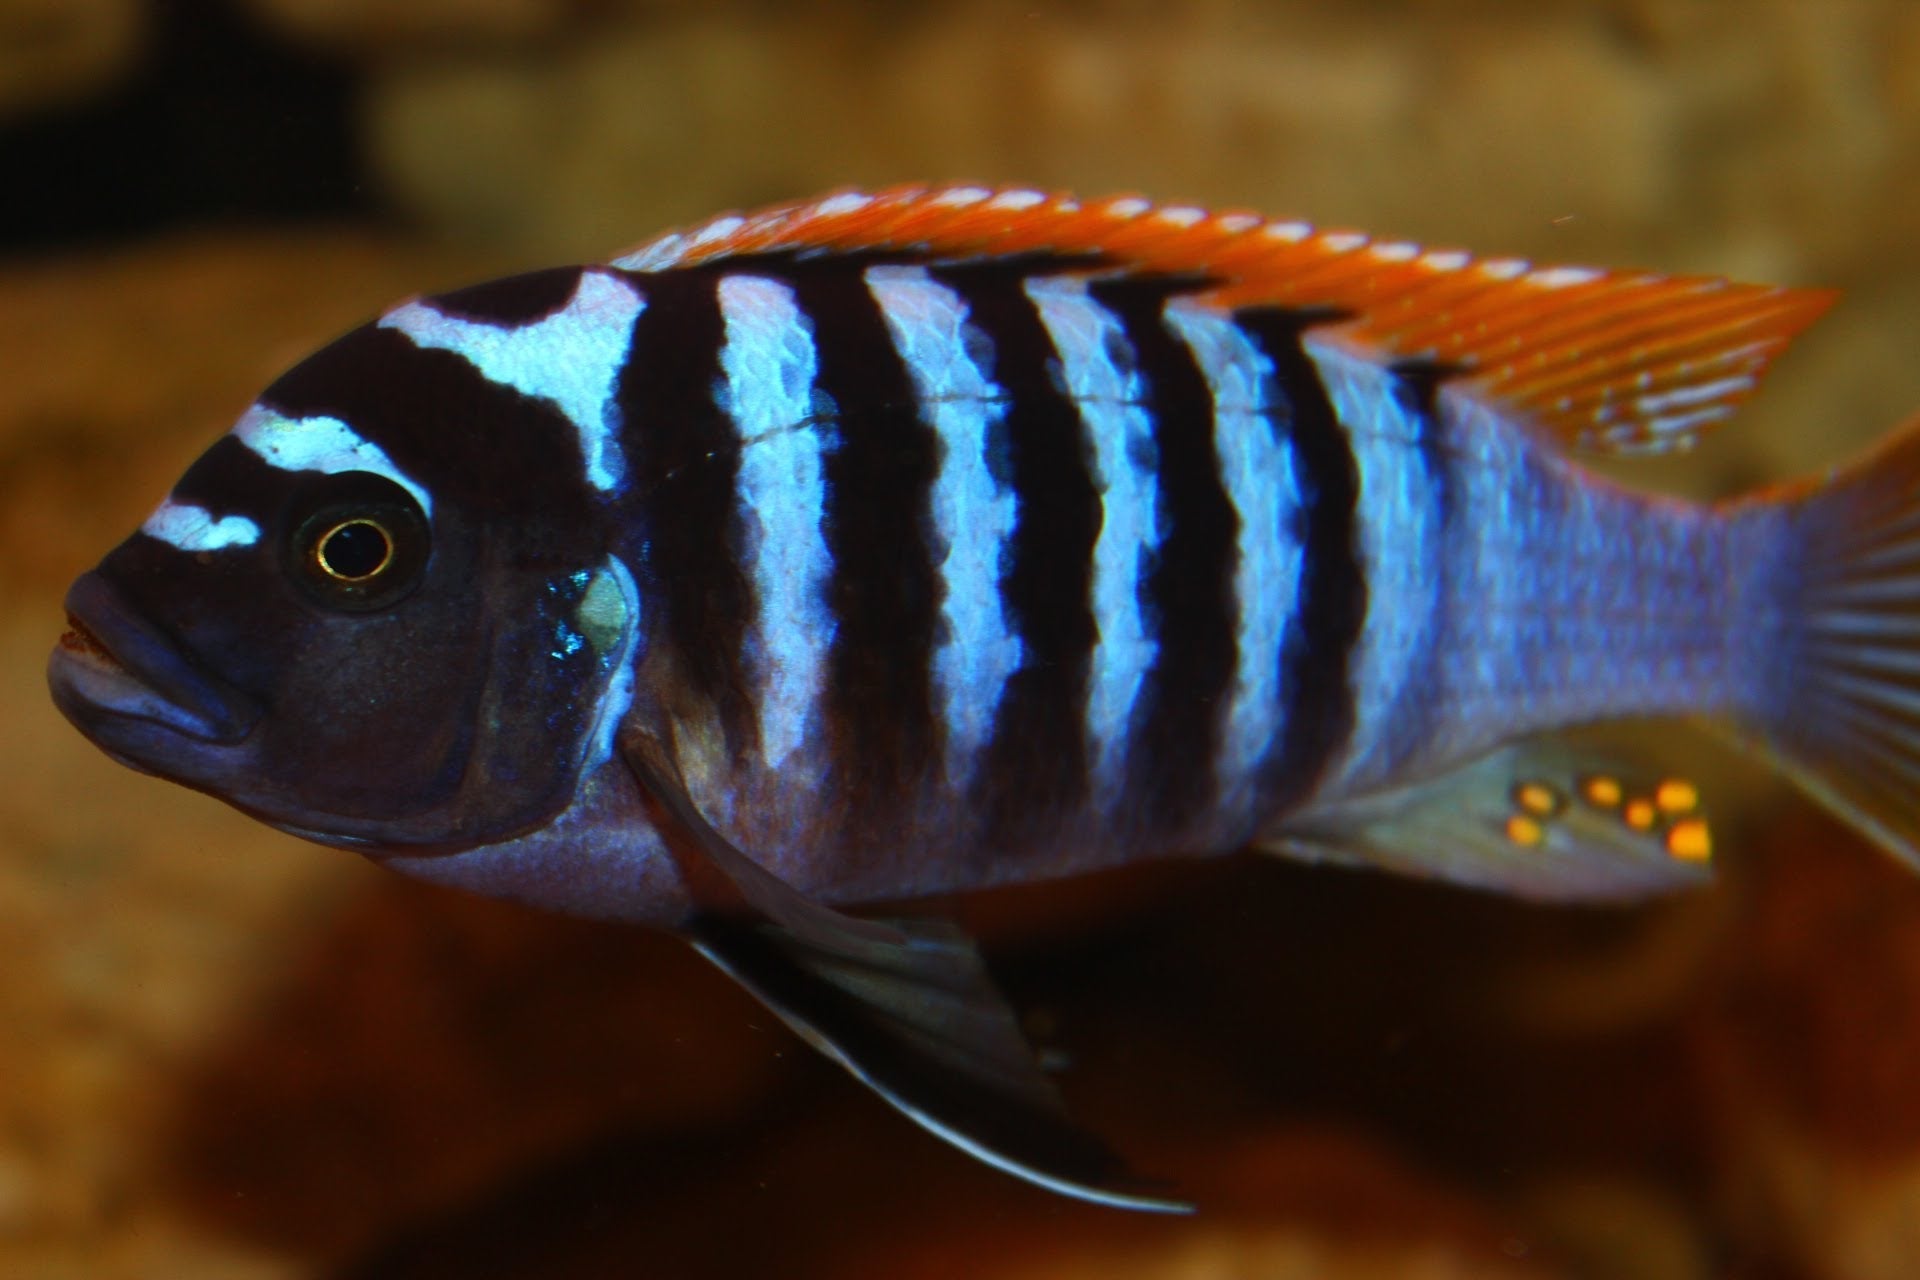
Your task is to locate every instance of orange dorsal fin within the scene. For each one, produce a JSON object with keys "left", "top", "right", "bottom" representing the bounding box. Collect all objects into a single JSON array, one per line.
[{"left": 612, "top": 184, "right": 1836, "bottom": 455}]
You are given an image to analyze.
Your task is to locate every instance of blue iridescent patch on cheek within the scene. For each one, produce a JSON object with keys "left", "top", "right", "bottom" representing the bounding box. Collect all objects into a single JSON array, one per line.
[
  {"left": 545, "top": 569, "right": 595, "bottom": 661},
  {"left": 524, "top": 560, "right": 641, "bottom": 745},
  {"left": 539, "top": 566, "right": 635, "bottom": 676}
]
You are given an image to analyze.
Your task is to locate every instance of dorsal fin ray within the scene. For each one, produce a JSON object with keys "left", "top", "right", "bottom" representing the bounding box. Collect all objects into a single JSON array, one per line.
[{"left": 611, "top": 184, "right": 1836, "bottom": 456}]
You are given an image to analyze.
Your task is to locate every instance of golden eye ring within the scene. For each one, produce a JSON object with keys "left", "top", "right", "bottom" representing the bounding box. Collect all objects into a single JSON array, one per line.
[
  {"left": 313, "top": 518, "right": 395, "bottom": 583},
  {"left": 286, "top": 475, "right": 430, "bottom": 613}
]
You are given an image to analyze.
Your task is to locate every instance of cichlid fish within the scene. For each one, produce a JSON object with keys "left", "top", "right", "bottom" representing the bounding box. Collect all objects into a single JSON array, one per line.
[{"left": 48, "top": 185, "right": 1920, "bottom": 1210}]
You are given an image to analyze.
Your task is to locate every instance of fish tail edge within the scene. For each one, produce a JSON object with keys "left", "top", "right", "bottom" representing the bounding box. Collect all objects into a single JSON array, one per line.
[{"left": 1727, "top": 411, "right": 1920, "bottom": 868}]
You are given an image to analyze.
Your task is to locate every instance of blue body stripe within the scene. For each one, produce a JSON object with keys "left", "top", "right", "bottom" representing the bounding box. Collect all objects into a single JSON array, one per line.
[
  {"left": 716, "top": 274, "right": 836, "bottom": 772},
  {"left": 781, "top": 262, "right": 944, "bottom": 827},
  {"left": 1231, "top": 310, "right": 1366, "bottom": 817},
  {"left": 1163, "top": 302, "right": 1304, "bottom": 815},
  {"left": 865, "top": 265, "right": 1022, "bottom": 783},
  {"left": 1022, "top": 275, "right": 1161, "bottom": 802},
  {"left": 931, "top": 262, "right": 1100, "bottom": 844},
  {"left": 1093, "top": 279, "right": 1239, "bottom": 834},
  {"left": 1304, "top": 338, "right": 1441, "bottom": 794}
]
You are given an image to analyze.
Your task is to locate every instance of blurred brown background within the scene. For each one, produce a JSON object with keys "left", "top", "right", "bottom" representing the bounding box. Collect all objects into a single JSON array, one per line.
[{"left": 5, "top": 1, "right": 1920, "bottom": 1276}]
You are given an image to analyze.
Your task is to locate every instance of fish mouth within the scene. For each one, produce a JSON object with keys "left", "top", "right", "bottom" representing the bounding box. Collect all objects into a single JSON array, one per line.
[
  {"left": 57, "top": 613, "right": 118, "bottom": 666},
  {"left": 49, "top": 571, "right": 260, "bottom": 746}
]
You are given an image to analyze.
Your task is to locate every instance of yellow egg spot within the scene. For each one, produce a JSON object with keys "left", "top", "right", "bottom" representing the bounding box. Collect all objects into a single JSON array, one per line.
[
  {"left": 1655, "top": 778, "right": 1699, "bottom": 815},
  {"left": 1505, "top": 815, "right": 1545, "bottom": 848},
  {"left": 1666, "top": 818, "right": 1712, "bottom": 861},
  {"left": 1624, "top": 798, "right": 1657, "bottom": 831},
  {"left": 1581, "top": 775, "right": 1623, "bottom": 809},
  {"left": 1513, "top": 781, "right": 1562, "bottom": 817}
]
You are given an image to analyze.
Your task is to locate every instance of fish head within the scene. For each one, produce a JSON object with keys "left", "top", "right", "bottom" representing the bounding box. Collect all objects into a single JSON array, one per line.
[{"left": 49, "top": 302, "right": 643, "bottom": 857}]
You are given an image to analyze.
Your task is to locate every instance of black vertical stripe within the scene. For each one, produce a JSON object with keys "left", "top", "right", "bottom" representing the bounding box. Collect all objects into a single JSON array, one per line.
[
  {"left": 774, "top": 263, "right": 942, "bottom": 821},
  {"left": 1090, "top": 281, "right": 1241, "bottom": 835},
  {"left": 431, "top": 266, "right": 585, "bottom": 326},
  {"left": 933, "top": 263, "right": 1102, "bottom": 841},
  {"left": 613, "top": 268, "right": 757, "bottom": 757},
  {"left": 1236, "top": 308, "right": 1367, "bottom": 812},
  {"left": 1390, "top": 357, "right": 1461, "bottom": 532}
]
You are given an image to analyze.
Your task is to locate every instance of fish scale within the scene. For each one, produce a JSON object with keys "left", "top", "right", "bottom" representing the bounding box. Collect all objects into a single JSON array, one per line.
[{"left": 55, "top": 184, "right": 1920, "bottom": 1213}]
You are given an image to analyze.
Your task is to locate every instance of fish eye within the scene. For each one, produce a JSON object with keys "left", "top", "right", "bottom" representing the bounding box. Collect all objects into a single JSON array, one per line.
[
  {"left": 287, "top": 475, "right": 429, "bottom": 612},
  {"left": 314, "top": 518, "right": 393, "bottom": 582}
]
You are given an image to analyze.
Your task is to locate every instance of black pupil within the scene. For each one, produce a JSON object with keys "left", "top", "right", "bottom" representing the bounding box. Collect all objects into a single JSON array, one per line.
[{"left": 320, "top": 521, "right": 390, "bottom": 579}]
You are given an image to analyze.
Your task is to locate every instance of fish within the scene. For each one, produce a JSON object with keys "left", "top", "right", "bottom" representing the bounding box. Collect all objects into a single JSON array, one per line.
[{"left": 47, "top": 183, "right": 1920, "bottom": 1211}]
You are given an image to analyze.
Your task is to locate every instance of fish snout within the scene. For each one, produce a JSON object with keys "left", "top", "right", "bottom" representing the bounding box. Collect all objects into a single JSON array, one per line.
[{"left": 50, "top": 571, "right": 260, "bottom": 746}]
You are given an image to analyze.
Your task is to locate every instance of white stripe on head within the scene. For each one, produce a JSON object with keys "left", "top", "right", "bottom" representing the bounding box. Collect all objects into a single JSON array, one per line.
[
  {"left": 717, "top": 274, "right": 836, "bottom": 772},
  {"left": 140, "top": 500, "right": 262, "bottom": 551},
  {"left": 234, "top": 406, "right": 434, "bottom": 515},
  {"left": 1022, "top": 274, "right": 1161, "bottom": 799},
  {"left": 865, "top": 265, "right": 1022, "bottom": 783},
  {"left": 377, "top": 270, "right": 644, "bottom": 494},
  {"left": 1163, "top": 302, "right": 1304, "bottom": 812}
]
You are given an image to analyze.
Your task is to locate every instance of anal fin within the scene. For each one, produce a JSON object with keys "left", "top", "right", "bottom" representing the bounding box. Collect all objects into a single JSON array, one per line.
[{"left": 1268, "top": 738, "right": 1716, "bottom": 902}]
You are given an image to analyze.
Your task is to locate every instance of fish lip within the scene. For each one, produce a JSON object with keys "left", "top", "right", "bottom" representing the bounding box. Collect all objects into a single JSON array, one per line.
[{"left": 49, "top": 571, "right": 260, "bottom": 746}]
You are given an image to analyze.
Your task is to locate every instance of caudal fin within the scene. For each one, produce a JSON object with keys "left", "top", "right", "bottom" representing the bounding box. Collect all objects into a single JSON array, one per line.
[{"left": 1733, "top": 414, "right": 1920, "bottom": 867}]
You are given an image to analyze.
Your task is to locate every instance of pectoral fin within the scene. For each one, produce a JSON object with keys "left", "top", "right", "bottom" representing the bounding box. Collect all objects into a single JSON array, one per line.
[
  {"left": 621, "top": 728, "right": 1188, "bottom": 1213},
  {"left": 1267, "top": 739, "right": 1716, "bottom": 902}
]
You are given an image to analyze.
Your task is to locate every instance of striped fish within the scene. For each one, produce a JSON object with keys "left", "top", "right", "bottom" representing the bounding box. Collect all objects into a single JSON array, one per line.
[{"left": 49, "top": 185, "right": 1920, "bottom": 1210}]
